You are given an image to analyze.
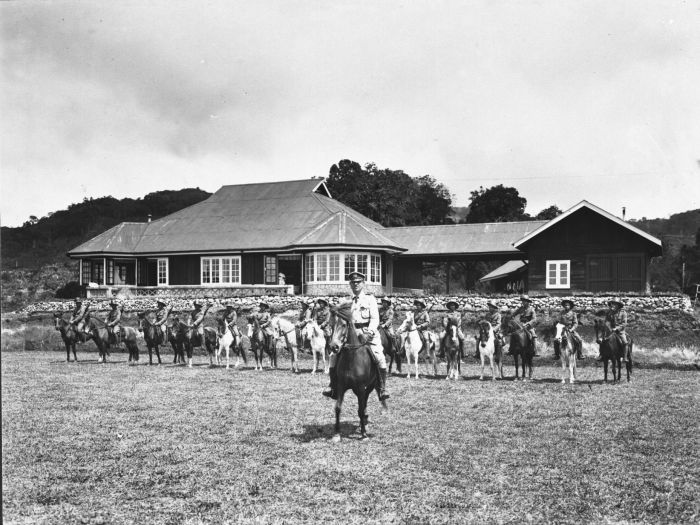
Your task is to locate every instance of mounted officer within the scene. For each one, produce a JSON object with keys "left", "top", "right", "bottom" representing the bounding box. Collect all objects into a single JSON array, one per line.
[
  {"left": 439, "top": 300, "right": 465, "bottom": 359},
  {"left": 513, "top": 295, "right": 538, "bottom": 356},
  {"left": 70, "top": 297, "right": 91, "bottom": 335},
  {"left": 256, "top": 302, "right": 275, "bottom": 350},
  {"left": 295, "top": 299, "right": 314, "bottom": 352},
  {"left": 314, "top": 298, "right": 332, "bottom": 339},
  {"left": 413, "top": 298, "right": 431, "bottom": 353},
  {"left": 188, "top": 300, "right": 212, "bottom": 345},
  {"left": 218, "top": 301, "right": 242, "bottom": 339},
  {"left": 598, "top": 298, "right": 630, "bottom": 362},
  {"left": 476, "top": 301, "right": 502, "bottom": 359},
  {"left": 557, "top": 299, "right": 583, "bottom": 360},
  {"left": 378, "top": 297, "right": 395, "bottom": 337},
  {"left": 105, "top": 299, "right": 123, "bottom": 348},
  {"left": 323, "top": 271, "right": 390, "bottom": 401},
  {"left": 154, "top": 299, "right": 172, "bottom": 344}
]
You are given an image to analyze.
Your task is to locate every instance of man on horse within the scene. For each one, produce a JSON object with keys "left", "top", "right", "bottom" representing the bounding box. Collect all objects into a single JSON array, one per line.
[
  {"left": 439, "top": 300, "right": 465, "bottom": 359},
  {"left": 255, "top": 302, "right": 275, "bottom": 350},
  {"left": 557, "top": 299, "right": 583, "bottom": 360},
  {"left": 513, "top": 295, "right": 539, "bottom": 356},
  {"left": 476, "top": 301, "right": 502, "bottom": 359},
  {"left": 378, "top": 296, "right": 395, "bottom": 337},
  {"left": 323, "top": 271, "right": 390, "bottom": 401},
  {"left": 597, "top": 298, "right": 629, "bottom": 362},
  {"left": 70, "top": 297, "right": 91, "bottom": 335},
  {"left": 295, "top": 299, "right": 314, "bottom": 351},
  {"left": 105, "top": 299, "right": 123, "bottom": 348},
  {"left": 218, "top": 301, "right": 242, "bottom": 339},
  {"left": 154, "top": 299, "right": 172, "bottom": 344},
  {"left": 189, "top": 300, "right": 212, "bottom": 344},
  {"left": 413, "top": 298, "right": 431, "bottom": 354},
  {"left": 314, "top": 298, "right": 332, "bottom": 339}
]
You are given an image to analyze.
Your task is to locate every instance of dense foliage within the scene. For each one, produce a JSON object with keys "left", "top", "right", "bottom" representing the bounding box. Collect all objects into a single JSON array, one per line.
[{"left": 327, "top": 160, "right": 453, "bottom": 227}]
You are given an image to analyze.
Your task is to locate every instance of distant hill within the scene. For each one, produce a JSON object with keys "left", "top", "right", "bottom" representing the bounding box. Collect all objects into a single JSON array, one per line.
[
  {"left": 1, "top": 188, "right": 212, "bottom": 270},
  {"left": 630, "top": 209, "right": 700, "bottom": 255}
]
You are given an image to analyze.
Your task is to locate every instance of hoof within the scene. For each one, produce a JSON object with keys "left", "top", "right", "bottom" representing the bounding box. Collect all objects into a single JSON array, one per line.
[
  {"left": 561, "top": 379, "right": 566, "bottom": 384},
  {"left": 331, "top": 434, "right": 341, "bottom": 443},
  {"left": 359, "top": 434, "right": 370, "bottom": 441}
]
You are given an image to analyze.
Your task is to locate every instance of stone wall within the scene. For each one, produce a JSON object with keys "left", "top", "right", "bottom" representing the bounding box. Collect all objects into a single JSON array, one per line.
[{"left": 304, "top": 283, "right": 384, "bottom": 296}]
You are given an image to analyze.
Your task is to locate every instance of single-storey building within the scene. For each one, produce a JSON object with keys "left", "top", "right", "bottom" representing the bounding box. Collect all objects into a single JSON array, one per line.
[{"left": 68, "top": 178, "right": 662, "bottom": 298}]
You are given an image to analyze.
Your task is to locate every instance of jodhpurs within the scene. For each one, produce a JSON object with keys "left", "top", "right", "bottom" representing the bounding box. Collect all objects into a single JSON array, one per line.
[{"left": 329, "top": 331, "right": 387, "bottom": 369}]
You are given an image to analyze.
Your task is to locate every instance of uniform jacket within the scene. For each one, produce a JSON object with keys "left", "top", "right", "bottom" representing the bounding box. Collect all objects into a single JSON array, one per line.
[
  {"left": 443, "top": 310, "right": 462, "bottom": 328},
  {"left": 351, "top": 291, "right": 380, "bottom": 335},
  {"left": 315, "top": 307, "right": 331, "bottom": 330},
  {"left": 297, "top": 308, "right": 312, "bottom": 326},
  {"left": 414, "top": 310, "right": 430, "bottom": 332},
  {"left": 155, "top": 305, "right": 172, "bottom": 326},
  {"left": 514, "top": 305, "right": 536, "bottom": 327},
  {"left": 257, "top": 311, "right": 275, "bottom": 336},
  {"left": 106, "top": 307, "right": 122, "bottom": 327},
  {"left": 485, "top": 311, "right": 502, "bottom": 333},
  {"left": 379, "top": 306, "right": 394, "bottom": 328},
  {"left": 70, "top": 303, "right": 90, "bottom": 323},
  {"left": 559, "top": 309, "right": 578, "bottom": 331},
  {"left": 606, "top": 309, "right": 627, "bottom": 332},
  {"left": 218, "top": 308, "right": 238, "bottom": 326}
]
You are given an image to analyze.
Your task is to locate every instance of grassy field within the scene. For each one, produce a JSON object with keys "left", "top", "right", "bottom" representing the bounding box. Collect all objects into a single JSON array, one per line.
[{"left": 2, "top": 318, "right": 699, "bottom": 524}]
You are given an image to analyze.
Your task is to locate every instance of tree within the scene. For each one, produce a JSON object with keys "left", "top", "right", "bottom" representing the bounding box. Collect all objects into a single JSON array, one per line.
[
  {"left": 534, "top": 205, "right": 563, "bottom": 220},
  {"left": 464, "top": 185, "right": 527, "bottom": 223},
  {"left": 326, "top": 160, "right": 453, "bottom": 227}
]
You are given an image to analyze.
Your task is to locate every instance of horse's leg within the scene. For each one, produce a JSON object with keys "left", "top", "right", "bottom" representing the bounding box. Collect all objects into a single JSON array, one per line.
[
  {"left": 480, "top": 353, "right": 485, "bottom": 380},
  {"left": 603, "top": 359, "right": 609, "bottom": 383},
  {"left": 358, "top": 388, "right": 369, "bottom": 439},
  {"left": 332, "top": 390, "right": 345, "bottom": 443},
  {"left": 626, "top": 343, "right": 632, "bottom": 382},
  {"left": 570, "top": 351, "right": 576, "bottom": 384},
  {"left": 72, "top": 342, "right": 78, "bottom": 362},
  {"left": 513, "top": 354, "right": 519, "bottom": 380},
  {"left": 490, "top": 355, "right": 496, "bottom": 381},
  {"left": 561, "top": 352, "right": 567, "bottom": 384}
]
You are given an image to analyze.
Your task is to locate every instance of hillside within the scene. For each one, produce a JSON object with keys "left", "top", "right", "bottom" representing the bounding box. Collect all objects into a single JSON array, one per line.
[
  {"left": 629, "top": 209, "right": 700, "bottom": 255},
  {"left": 1, "top": 188, "right": 211, "bottom": 310}
]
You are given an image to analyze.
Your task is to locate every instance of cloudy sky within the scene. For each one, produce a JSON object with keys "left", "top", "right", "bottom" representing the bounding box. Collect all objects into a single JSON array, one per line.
[{"left": 2, "top": 1, "right": 699, "bottom": 227}]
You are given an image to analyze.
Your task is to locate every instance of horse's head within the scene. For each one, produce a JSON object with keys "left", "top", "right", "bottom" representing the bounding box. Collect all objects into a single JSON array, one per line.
[
  {"left": 478, "top": 321, "right": 492, "bottom": 346},
  {"left": 53, "top": 312, "right": 63, "bottom": 331},
  {"left": 554, "top": 322, "right": 566, "bottom": 342},
  {"left": 246, "top": 323, "right": 254, "bottom": 338},
  {"left": 330, "top": 302, "right": 357, "bottom": 351},
  {"left": 398, "top": 311, "right": 415, "bottom": 334},
  {"left": 593, "top": 318, "right": 609, "bottom": 343}
]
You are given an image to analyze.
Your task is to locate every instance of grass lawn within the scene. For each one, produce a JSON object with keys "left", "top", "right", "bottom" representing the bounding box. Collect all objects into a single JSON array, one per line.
[{"left": 2, "top": 321, "right": 699, "bottom": 524}]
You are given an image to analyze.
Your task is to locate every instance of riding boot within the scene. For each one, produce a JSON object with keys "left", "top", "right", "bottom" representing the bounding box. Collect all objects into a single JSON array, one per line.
[
  {"left": 378, "top": 368, "right": 390, "bottom": 400},
  {"left": 531, "top": 336, "right": 540, "bottom": 357},
  {"left": 459, "top": 340, "right": 465, "bottom": 361},
  {"left": 474, "top": 340, "right": 481, "bottom": 360},
  {"left": 322, "top": 367, "right": 337, "bottom": 399},
  {"left": 576, "top": 345, "right": 583, "bottom": 360},
  {"left": 621, "top": 344, "right": 628, "bottom": 363},
  {"left": 438, "top": 339, "right": 445, "bottom": 359}
]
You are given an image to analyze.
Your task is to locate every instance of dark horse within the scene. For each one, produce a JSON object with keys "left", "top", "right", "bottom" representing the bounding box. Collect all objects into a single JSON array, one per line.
[
  {"left": 182, "top": 323, "right": 218, "bottom": 368},
  {"left": 85, "top": 314, "right": 140, "bottom": 364},
  {"left": 328, "top": 304, "right": 387, "bottom": 442},
  {"left": 503, "top": 314, "right": 534, "bottom": 380},
  {"left": 378, "top": 326, "right": 402, "bottom": 374},
  {"left": 247, "top": 316, "right": 276, "bottom": 370},
  {"left": 136, "top": 311, "right": 185, "bottom": 365},
  {"left": 53, "top": 313, "right": 91, "bottom": 361},
  {"left": 444, "top": 319, "right": 461, "bottom": 380},
  {"left": 594, "top": 319, "right": 633, "bottom": 382}
]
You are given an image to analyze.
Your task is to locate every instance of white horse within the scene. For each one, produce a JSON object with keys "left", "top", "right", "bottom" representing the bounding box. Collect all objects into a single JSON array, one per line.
[
  {"left": 554, "top": 322, "right": 577, "bottom": 384},
  {"left": 398, "top": 311, "right": 424, "bottom": 379},
  {"left": 477, "top": 320, "right": 502, "bottom": 381},
  {"left": 271, "top": 316, "right": 299, "bottom": 373},
  {"left": 303, "top": 320, "right": 328, "bottom": 375}
]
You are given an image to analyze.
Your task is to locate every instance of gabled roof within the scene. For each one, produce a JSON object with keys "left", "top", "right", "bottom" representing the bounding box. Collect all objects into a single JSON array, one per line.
[
  {"left": 513, "top": 200, "right": 662, "bottom": 249},
  {"left": 69, "top": 222, "right": 149, "bottom": 255},
  {"left": 68, "top": 179, "right": 398, "bottom": 256},
  {"left": 479, "top": 260, "right": 527, "bottom": 282},
  {"left": 385, "top": 221, "right": 547, "bottom": 257},
  {"left": 293, "top": 211, "right": 404, "bottom": 251}
]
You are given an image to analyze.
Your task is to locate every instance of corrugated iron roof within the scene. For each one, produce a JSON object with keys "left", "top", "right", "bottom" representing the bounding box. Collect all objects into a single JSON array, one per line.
[
  {"left": 293, "top": 211, "right": 404, "bottom": 251},
  {"left": 479, "top": 260, "right": 528, "bottom": 282},
  {"left": 68, "top": 179, "right": 398, "bottom": 255},
  {"left": 69, "top": 222, "right": 149, "bottom": 255},
  {"left": 385, "top": 221, "right": 547, "bottom": 256}
]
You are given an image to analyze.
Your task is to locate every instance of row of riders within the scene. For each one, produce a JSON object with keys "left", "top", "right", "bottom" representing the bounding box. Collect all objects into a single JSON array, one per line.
[{"left": 56, "top": 280, "right": 632, "bottom": 384}]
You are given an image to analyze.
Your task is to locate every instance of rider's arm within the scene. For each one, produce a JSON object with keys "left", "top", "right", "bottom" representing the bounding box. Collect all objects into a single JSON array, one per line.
[
  {"left": 367, "top": 298, "right": 380, "bottom": 334},
  {"left": 615, "top": 311, "right": 627, "bottom": 331}
]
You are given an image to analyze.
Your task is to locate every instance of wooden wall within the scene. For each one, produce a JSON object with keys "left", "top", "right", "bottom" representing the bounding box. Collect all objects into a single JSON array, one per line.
[{"left": 393, "top": 258, "right": 423, "bottom": 290}]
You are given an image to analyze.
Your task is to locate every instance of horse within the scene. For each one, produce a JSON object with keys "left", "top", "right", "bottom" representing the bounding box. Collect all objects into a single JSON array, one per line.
[
  {"left": 53, "top": 313, "right": 89, "bottom": 361},
  {"left": 503, "top": 313, "right": 535, "bottom": 380},
  {"left": 304, "top": 320, "right": 328, "bottom": 375},
  {"left": 477, "top": 320, "right": 503, "bottom": 381},
  {"left": 247, "top": 317, "right": 275, "bottom": 370},
  {"left": 137, "top": 311, "right": 165, "bottom": 365},
  {"left": 553, "top": 323, "right": 577, "bottom": 384},
  {"left": 378, "top": 326, "right": 402, "bottom": 374},
  {"left": 594, "top": 319, "right": 633, "bottom": 382},
  {"left": 398, "top": 311, "right": 424, "bottom": 379},
  {"left": 271, "top": 316, "right": 299, "bottom": 373},
  {"left": 444, "top": 320, "right": 461, "bottom": 380},
  {"left": 215, "top": 316, "right": 244, "bottom": 369},
  {"left": 328, "top": 303, "right": 387, "bottom": 441},
  {"left": 86, "top": 314, "right": 140, "bottom": 364},
  {"left": 182, "top": 323, "right": 218, "bottom": 368}
]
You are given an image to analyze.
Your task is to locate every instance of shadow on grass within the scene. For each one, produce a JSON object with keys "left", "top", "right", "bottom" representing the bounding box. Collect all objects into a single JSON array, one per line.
[{"left": 290, "top": 422, "right": 370, "bottom": 442}]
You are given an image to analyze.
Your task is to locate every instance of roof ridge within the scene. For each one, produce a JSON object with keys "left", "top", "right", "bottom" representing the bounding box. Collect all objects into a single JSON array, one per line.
[
  {"left": 218, "top": 178, "right": 322, "bottom": 189},
  {"left": 291, "top": 212, "right": 341, "bottom": 245},
  {"left": 386, "top": 220, "right": 548, "bottom": 230}
]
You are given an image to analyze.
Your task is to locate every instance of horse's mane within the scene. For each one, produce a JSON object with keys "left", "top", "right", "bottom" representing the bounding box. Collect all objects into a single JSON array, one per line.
[{"left": 331, "top": 302, "right": 353, "bottom": 323}]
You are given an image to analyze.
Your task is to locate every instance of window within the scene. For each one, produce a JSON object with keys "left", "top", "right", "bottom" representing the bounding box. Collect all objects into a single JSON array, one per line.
[
  {"left": 201, "top": 256, "right": 241, "bottom": 285},
  {"left": 157, "top": 258, "right": 169, "bottom": 286},
  {"left": 81, "top": 260, "right": 91, "bottom": 285},
  {"left": 305, "top": 252, "right": 381, "bottom": 284},
  {"left": 106, "top": 260, "right": 114, "bottom": 285},
  {"left": 546, "top": 260, "right": 570, "bottom": 289},
  {"left": 264, "top": 256, "right": 277, "bottom": 284}
]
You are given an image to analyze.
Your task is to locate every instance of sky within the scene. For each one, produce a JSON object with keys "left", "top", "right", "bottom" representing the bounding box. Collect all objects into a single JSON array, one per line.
[{"left": 2, "top": 1, "right": 699, "bottom": 227}]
